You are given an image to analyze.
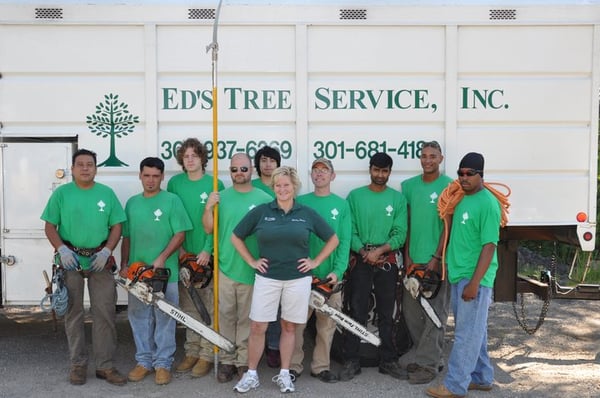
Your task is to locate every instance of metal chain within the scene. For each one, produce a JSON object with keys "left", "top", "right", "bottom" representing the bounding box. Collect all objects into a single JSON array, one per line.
[{"left": 512, "top": 248, "right": 553, "bottom": 335}]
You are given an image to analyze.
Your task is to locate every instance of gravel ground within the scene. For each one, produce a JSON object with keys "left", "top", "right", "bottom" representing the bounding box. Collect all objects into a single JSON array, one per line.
[{"left": 1, "top": 296, "right": 599, "bottom": 398}]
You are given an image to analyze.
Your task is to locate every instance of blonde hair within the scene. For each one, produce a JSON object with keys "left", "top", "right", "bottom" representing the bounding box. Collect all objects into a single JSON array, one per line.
[{"left": 270, "top": 166, "right": 301, "bottom": 194}]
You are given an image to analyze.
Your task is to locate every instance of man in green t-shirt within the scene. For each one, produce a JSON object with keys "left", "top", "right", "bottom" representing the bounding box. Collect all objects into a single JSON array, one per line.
[
  {"left": 426, "top": 152, "right": 501, "bottom": 398},
  {"left": 41, "top": 148, "right": 127, "bottom": 387},
  {"left": 203, "top": 153, "right": 272, "bottom": 382},
  {"left": 167, "top": 138, "right": 224, "bottom": 378},
  {"left": 119, "top": 157, "right": 192, "bottom": 386},
  {"left": 290, "top": 158, "right": 351, "bottom": 383},
  {"left": 340, "top": 152, "right": 408, "bottom": 382},
  {"left": 250, "top": 145, "right": 281, "bottom": 367},
  {"left": 400, "top": 141, "right": 453, "bottom": 384}
]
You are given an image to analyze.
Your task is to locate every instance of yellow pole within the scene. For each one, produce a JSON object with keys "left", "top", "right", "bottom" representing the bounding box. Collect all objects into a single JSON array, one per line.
[{"left": 207, "top": 0, "right": 223, "bottom": 377}]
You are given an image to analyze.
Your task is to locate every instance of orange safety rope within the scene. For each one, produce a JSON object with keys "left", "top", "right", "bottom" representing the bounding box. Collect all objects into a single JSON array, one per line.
[{"left": 436, "top": 180, "right": 511, "bottom": 280}]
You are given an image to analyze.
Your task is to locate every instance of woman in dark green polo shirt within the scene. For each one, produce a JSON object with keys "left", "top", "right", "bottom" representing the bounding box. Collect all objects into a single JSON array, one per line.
[{"left": 231, "top": 166, "right": 339, "bottom": 394}]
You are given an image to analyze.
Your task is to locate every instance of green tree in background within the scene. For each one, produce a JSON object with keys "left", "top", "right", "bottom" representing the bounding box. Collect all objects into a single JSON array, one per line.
[{"left": 87, "top": 93, "right": 139, "bottom": 167}]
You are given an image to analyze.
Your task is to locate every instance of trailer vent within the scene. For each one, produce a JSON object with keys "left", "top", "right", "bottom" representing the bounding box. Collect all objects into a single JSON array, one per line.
[
  {"left": 489, "top": 9, "right": 516, "bottom": 20},
  {"left": 188, "top": 8, "right": 215, "bottom": 20},
  {"left": 35, "top": 8, "right": 63, "bottom": 19},
  {"left": 340, "top": 9, "right": 367, "bottom": 20}
]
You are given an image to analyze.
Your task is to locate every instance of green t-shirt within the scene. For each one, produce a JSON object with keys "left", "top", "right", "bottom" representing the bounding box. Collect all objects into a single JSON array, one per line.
[
  {"left": 233, "top": 200, "right": 335, "bottom": 281},
  {"left": 40, "top": 181, "right": 126, "bottom": 269},
  {"left": 447, "top": 188, "right": 501, "bottom": 287},
  {"left": 251, "top": 178, "right": 275, "bottom": 198},
  {"left": 401, "top": 174, "right": 453, "bottom": 264},
  {"left": 346, "top": 185, "right": 407, "bottom": 252},
  {"left": 297, "top": 192, "right": 351, "bottom": 280},
  {"left": 217, "top": 187, "right": 272, "bottom": 284},
  {"left": 167, "top": 172, "right": 224, "bottom": 254},
  {"left": 123, "top": 190, "right": 193, "bottom": 283}
]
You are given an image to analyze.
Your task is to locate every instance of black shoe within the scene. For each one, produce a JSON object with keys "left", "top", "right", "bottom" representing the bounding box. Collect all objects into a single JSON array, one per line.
[
  {"left": 407, "top": 366, "right": 436, "bottom": 385},
  {"left": 379, "top": 361, "right": 408, "bottom": 380},
  {"left": 338, "top": 360, "right": 361, "bottom": 382},
  {"left": 289, "top": 369, "right": 301, "bottom": 379},
  {"left": 311, "top": 370, "right": 338, "bottom": 383}
]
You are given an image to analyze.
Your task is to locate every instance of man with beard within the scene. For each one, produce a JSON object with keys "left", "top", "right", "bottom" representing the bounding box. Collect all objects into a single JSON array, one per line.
[
  {"left": 339, "top": 152, "right": 408, "bottom": 381},
  {"left": 203, "top": 153, "right": 272, "bottom": 382}
]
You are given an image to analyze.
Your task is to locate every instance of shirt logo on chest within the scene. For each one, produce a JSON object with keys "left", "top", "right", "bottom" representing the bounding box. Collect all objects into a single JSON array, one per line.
[
  {"left": 330, "top": 208, "right": 339, "bottom": 220},
  {"left": 461, "top": 211, "right": 469, "bottom": 224},
  {"left": 97, "top": 200, "right": 106, "bottom": 212},
  {"left": 385, "top": 205, "right": 393, "bottom": 217},
  {"left": 154, "top": 208, "right": 163, "bottom": 221},
  {"left": 200, "top": 192, "right": 208, "bottom": 204},
  {"left": 429, "top": 192, "right": 438, "bottom": 204}
]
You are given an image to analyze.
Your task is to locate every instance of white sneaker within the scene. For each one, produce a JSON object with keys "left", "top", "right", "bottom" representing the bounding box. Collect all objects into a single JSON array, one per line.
[
  {"left": 272, "top": 373, "right": 295, "bottom": 393},
  {"left": 233, "top": 371, "right": 259, "bottom": 393}
]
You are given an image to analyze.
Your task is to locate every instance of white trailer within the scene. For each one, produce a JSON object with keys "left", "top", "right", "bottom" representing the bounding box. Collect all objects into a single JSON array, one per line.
[{"left": 0, "top": 0, "right": 599, "bottom": 305}]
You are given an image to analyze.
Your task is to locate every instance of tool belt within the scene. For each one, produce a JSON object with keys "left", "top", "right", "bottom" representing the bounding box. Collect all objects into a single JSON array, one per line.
[
  {"left": 348, "top": 244, "right": 398, "bottom": 272},
  {"left": 63, "top": 240, "right": 106, "bottom": 257},
  {"left": 62, "top": 240, "right": 116, "bottom": 274}
]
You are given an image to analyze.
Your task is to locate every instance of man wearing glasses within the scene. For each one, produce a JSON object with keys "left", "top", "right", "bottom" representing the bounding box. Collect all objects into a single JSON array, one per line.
[
  {"left": 400, "top": 141, "right": 453, "bottom": 385},
  {"left": 203, "top": 153, "right": 272, "bottom": 383},
  {"left": 427, "top": 152, "right": 501, "bottom": 398},
  {"left": 290, "top": 158, "right": 352, "bottom": 383}
]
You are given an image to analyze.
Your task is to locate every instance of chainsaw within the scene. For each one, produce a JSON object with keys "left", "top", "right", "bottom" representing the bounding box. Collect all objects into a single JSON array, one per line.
[
  {"left": 116, "top": 262, "right": 235, "bottom": 353},
  {"left": 309, "top": 277, "right": 381, "bottom": 347},
  {"left": 403, "top": 264, "right": 443, "bottom": 329}
]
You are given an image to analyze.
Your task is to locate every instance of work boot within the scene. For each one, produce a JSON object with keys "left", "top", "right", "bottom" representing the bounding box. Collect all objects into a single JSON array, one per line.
[
  {"left": 217, "top": 364, "right": 236, "bottom": 383},
  {"left": 128, "top": 364, "right": 153, "bottom": 382},
  {"left": 191, "top": 358, "right": 212, "bottom": 378},
  {"left": 69, "top": 365, "right": 87, "bottom": 385},
  {"left": 155, "top": 367, "right": 171, "bottom": 385},
  {"left": 95, "top": 367, "right": 127, "bottom": 386},
  {"left": 408, "top": 365, "right": 436, "bottom": 385},
  {"left": 379, "top": 360, "right": 408, "bottom": 380},
  {"left": 426, "top": 384, "right": 466, "bottom": 398},
  {"left": 468, "top": 382, "right": 493, "bottom": 391},
  {"left": 175, "top": 355, "right": 198, "bottom": 373},
  {"left": 311, "top": 370, "right": 338, "bottom": 383},
  {"left": 338, "top": 360, "right": 361, "bottom": 382}
]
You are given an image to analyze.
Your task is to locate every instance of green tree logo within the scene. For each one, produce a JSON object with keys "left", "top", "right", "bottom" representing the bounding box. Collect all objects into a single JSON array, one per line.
[{"left": 86, "top": 93, "right": 139, "bottom": 167}]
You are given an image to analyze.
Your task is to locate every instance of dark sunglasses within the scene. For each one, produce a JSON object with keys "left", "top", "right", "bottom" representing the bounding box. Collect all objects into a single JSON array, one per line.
[
  {"left": 230, "top": 166, "right": 249, "bottom": 173},
  {"left": 457, "top": 169, "right": 481, "bottom": 177}
]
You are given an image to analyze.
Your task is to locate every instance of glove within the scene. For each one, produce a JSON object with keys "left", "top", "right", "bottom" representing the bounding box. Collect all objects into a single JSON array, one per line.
[
  {"left": 57, "top": 245, "right": 80, "bottom": 271},
  {"left": 179, "top": 267, "right": 191, "bottom": 287},
  {"left": 90, "top": 247, "right": 112, "bottom": 272}
]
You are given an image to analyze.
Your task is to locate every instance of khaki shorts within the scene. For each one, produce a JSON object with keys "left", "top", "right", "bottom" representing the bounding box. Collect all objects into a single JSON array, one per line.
[{"left": 250, "top": 274, "right": 311, "bottom": 324}]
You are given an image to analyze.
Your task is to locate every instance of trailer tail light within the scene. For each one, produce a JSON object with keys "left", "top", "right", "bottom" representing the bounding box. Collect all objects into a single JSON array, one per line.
[
  {"left": 576, "top": 212, "right": 588, "bottom": 222},
  {"left": 583, "top": 231, "right": 594, "bottom": 241}
]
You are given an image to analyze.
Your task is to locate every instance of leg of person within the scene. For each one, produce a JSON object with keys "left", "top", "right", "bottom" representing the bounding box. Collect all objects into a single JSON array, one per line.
[
  {"left": 234, "top": 274, "right": 279, "bottom": 393},
  {"left": 374, "top": 264, "right": 407, "bottom": 380},
  {"left": 310, "top": 291, "right": 340, "bottom": 383},
  {"left": 193, "top": 282, "right": 214, "bottom": 377},
  {"left": 441, "top": 279, "right": 492, "bottom": 396},
  {"left": 290, "top": 314, "right": 308, "bottom": 377},
  {"left": 174, "top": 282, "right": 200, "bottom": 373},
  {"left": 234, "top": 279, "right": 253, "bottom": 378},
  {"left": 63, "top": 271, "right": 87, "bottom": 385},
  {"left": 153, "top": 281, "right": 178, "bottom": 385},
  {"left": 339, "top": 261, "right": 373, "bottom": 381},
  {"left": 409, "top": 279, "right": 451, "bottom": 385},
  {"left": 217, "top": 271, "right": 239, "bottom": 383},
  {"left": 88, "top": 269, "right": 126, "bottom": 386},
  {"left": 275, "top": 276, "right": 311, "bottom": 393},
  {"left": 469, "top": 290, "right": 494, "bottom": 390},
  {"left": 127, "top": 287, "right": 155, "bottom": 382}
]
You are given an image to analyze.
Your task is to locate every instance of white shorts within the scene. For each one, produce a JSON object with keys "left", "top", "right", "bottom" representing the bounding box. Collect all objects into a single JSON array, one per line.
[{"left": 250, "top": 274, "right": 312, "bottom": 324}]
